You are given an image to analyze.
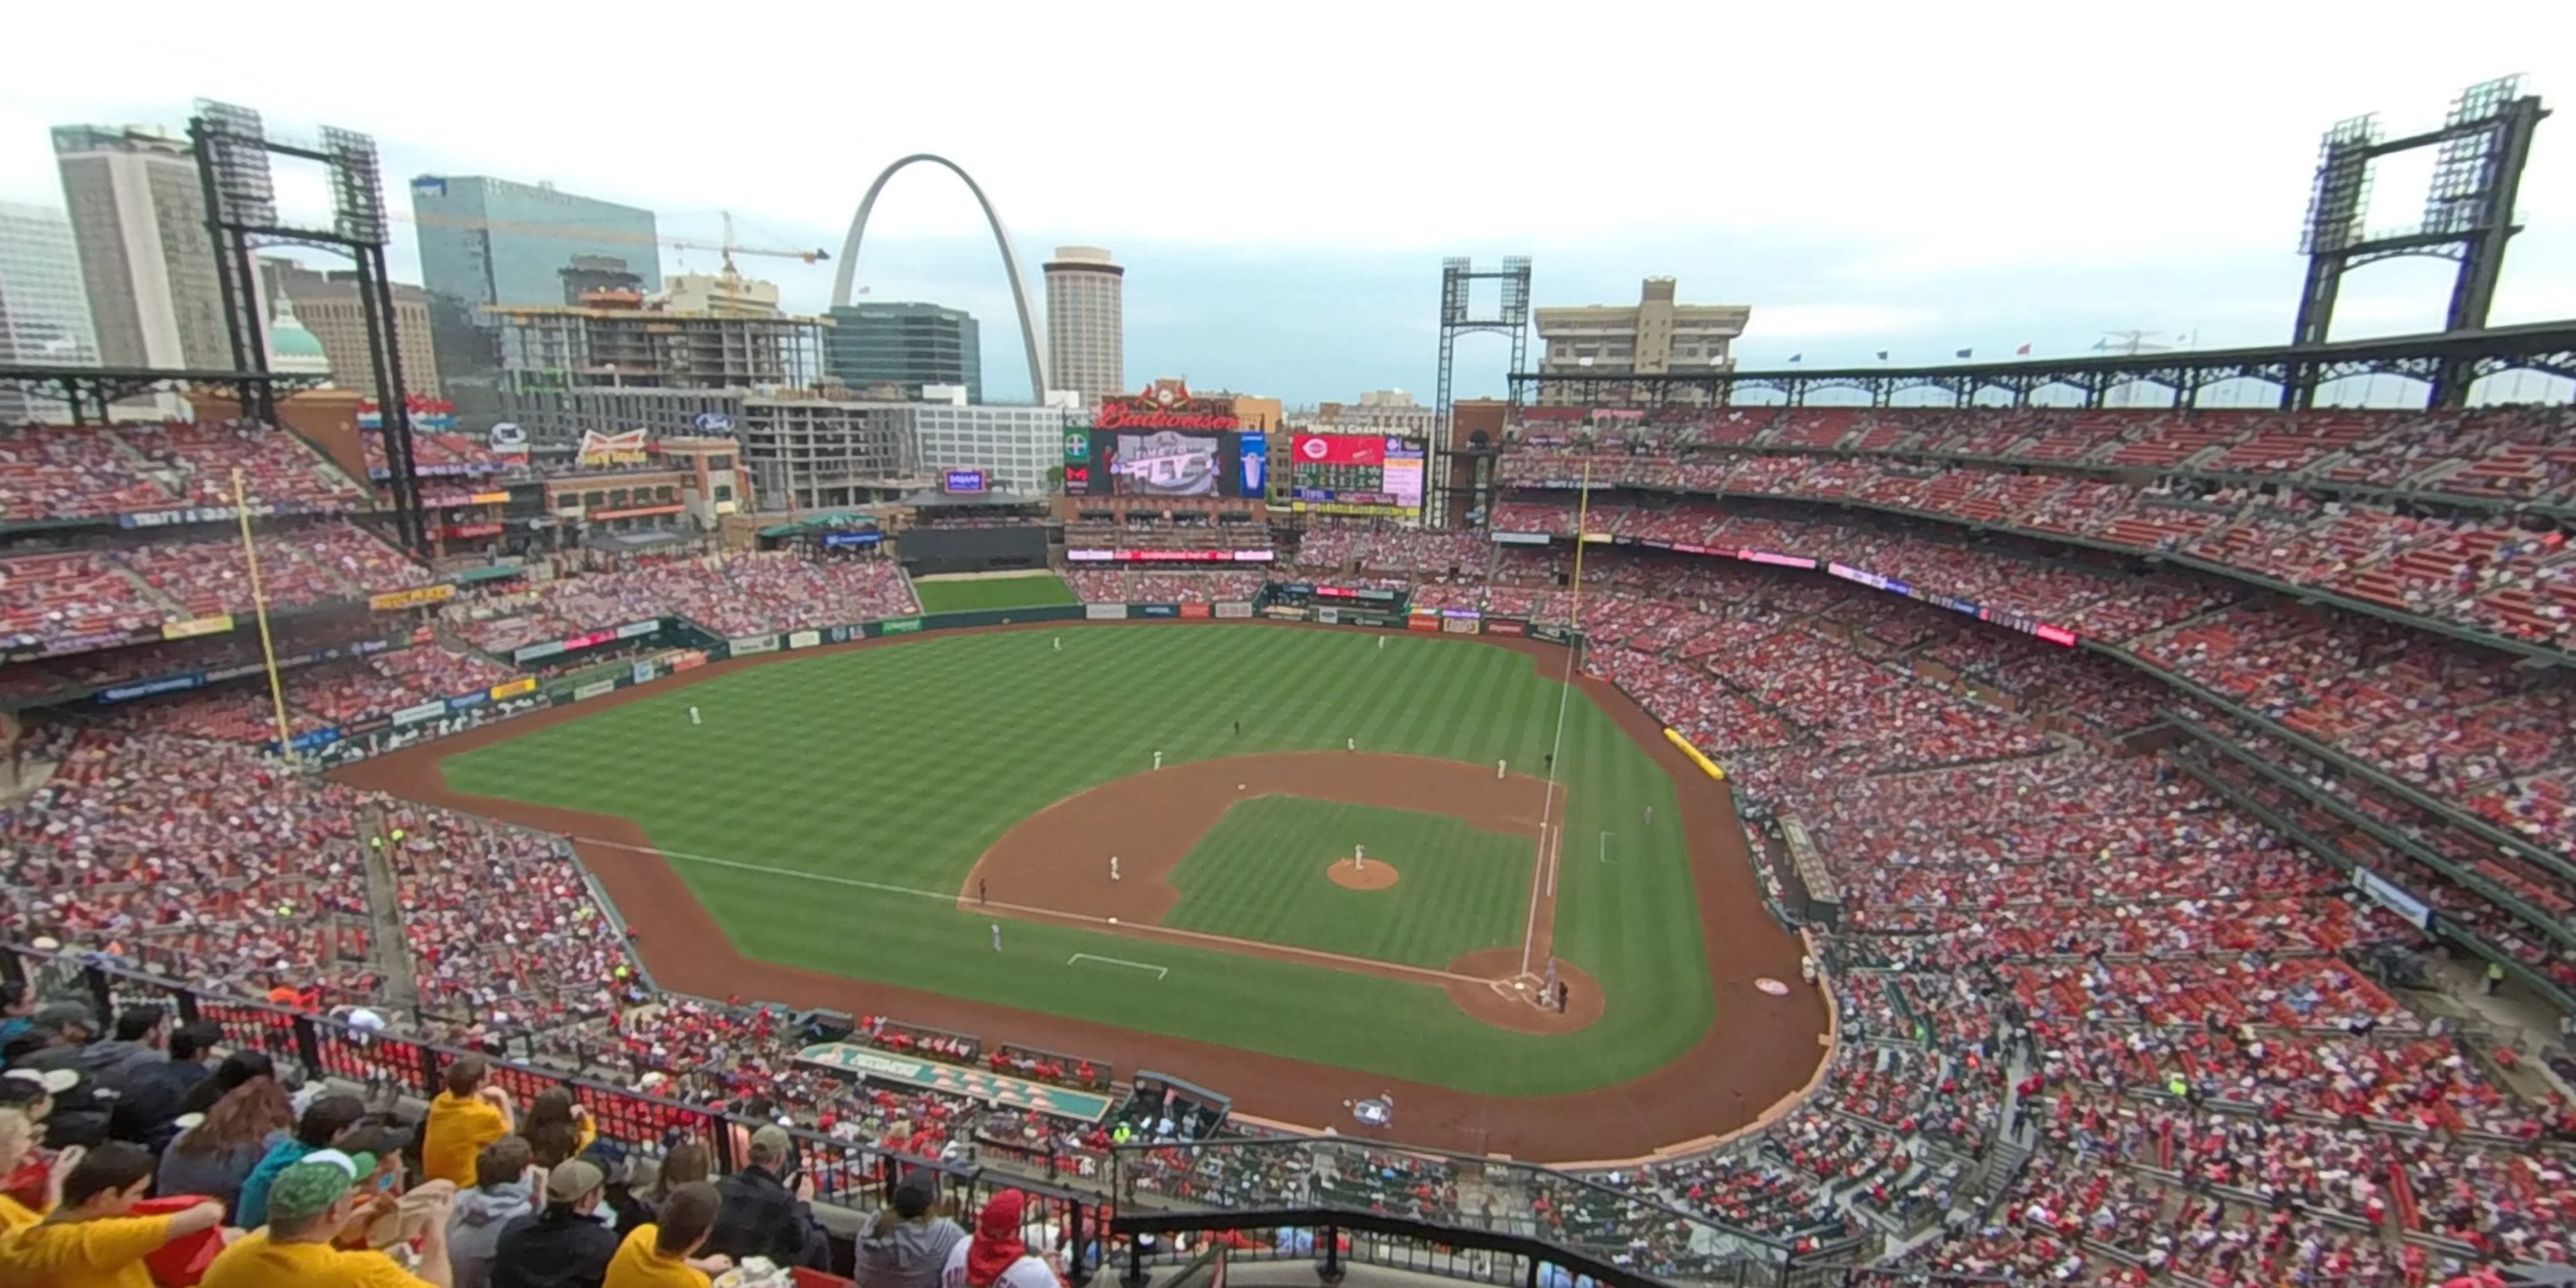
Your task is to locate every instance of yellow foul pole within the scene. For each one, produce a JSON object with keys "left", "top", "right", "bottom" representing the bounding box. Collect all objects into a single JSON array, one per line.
[
  {"left": 1566, "top": 458, "right": 1595, "bottom": 635},
  {"left": 232, "top": 469, "right": 297, "bottom": 763}
]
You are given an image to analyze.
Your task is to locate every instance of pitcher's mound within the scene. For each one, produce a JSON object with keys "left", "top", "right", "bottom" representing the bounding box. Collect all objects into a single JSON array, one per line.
[{"left": 1328, "top": 858, "right": 1398, "bottom": 891}]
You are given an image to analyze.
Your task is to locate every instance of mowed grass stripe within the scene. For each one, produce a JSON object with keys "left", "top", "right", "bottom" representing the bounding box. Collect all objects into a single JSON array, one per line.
[
  {"left": 439, "top": 625, "right": 1717, "bottom": 1096},
  {"left": 1161, "top": 797, "right": 1530, "bottom": 969},
  {"left": 911, "top": 574, "right": 1080, "bottom": 613}
]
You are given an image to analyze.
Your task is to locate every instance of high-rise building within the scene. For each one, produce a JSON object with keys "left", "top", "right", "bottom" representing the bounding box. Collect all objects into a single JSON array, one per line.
[
  {"left": 825, "top": 303, "right": 981, "bottom": 402},
  {"left": 1534, "top": 277, "right": 1751, "bottom": 405},
  {"left": 408, "top": 175, "right": 660, "bottom": 425},
  {"left": 260, "top": 259, "right": 440, "bottom": 398},
  {"left": 657, "top": 270, "right": 780, "bottom": 318},
  {"left": 486, "top": 297, "right": 824, "bottom": 445},
  {"left": 52, "top": 125, "right": 232, "bottom": 374},
  {"left": 1042, "top": 245, "right": 1123, "bottom": 403},
  {"left": 0, "top": 203, "right": 101, "bottom": 422}
]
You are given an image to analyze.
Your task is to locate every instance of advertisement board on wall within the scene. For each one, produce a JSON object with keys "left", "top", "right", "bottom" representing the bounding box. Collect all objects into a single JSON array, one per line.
[
  {"left": 370, "top": 584, "right": 458, "bottom": 612},
  {"left": 1407, "top": 612, "right": 1442, "bottom": 633},
  {"left": 160, "top": 614, "right": 235, "bottom": 641},
  {"left": 1179, "top": 602, "right": 1212, "bottom": 619},
  {"left": 880, "top": 617, "right": 924, "bottom": 635},
  {"left": 1485, "top": 618, "right": 1528, "bottom": 636},
  {"left": 573, "top": 680, "right": 617, "bottom": 701},
  {"left": 1215, "top": 602, "right": 1254, "bottom": 619},
  {"left": 728, "top": 634, "right": 779, "bottom": 657},
  {"left": 488, "top": 677, "right": 537, "bottom": 700},
  {"left": 941, "top": 468, "right": 989, "bottom": 494},
  {"left": 1314, "top": 607, "right": 1341, "bottom": 625},
  {"left": 1262, "top": 606, "right": 1307, "bottom": 620},
  {"left": 1137, "top": 604, "right": 1180, "bottom": 618},
  {"left": 1441, "top": 616, "right": 1480, "bottom": 634},
  {"left": 788, "top": 630, "right": 822, "bottom": 649},
  {"left": 1085, "top": 603, "right": 1130, "bottom": 620},
  {"left": 392, "top": 700, "right": 447, "bottom": 726},
  {"left": 1285, "top": 435, "right": 1424, "bottom": 515},
  {"left": 616, "top": 619, "right": 659, "bottom": 640}
]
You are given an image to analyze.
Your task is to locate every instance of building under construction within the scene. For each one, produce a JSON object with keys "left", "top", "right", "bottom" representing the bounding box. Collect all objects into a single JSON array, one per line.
[{"left": 487, "top": 297, "right": 829, "bottom": 445}]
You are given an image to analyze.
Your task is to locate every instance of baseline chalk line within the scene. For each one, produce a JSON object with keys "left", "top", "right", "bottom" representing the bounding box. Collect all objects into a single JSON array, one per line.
[{"left": 1068, "top": 952, "right": 1168, "bottom": 979}]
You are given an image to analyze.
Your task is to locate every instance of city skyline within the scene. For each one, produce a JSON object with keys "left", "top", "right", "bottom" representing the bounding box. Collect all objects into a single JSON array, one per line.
[{"left": 0, "top": 3, "right": 2570, "bottom": 406}]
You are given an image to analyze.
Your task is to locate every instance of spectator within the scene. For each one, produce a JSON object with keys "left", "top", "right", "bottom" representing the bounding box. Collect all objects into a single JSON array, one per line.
[
  {"left": 11, "top": 1003, "right": 137, "bottom": 1147},
  {"left": 0, "top": 1107, "right": 73, "bottom": 1235},
  {"left": 635, "top": 1141, "right": 708, "bottom": 1223},
  {"left": 857, "top": 1169, "right": 964, "bottom": 1288},
  {"left": 523, "top": 1087, "right": 596, "bottom": 1169},
  {"left": 706, "top": 1123, "right": 826, "bottom": 1269},
  {"left": 200, "top": 1149, "right": 451, "bottom": 1287},
  {"left": 156, "top": 1058, "right": 293, "bottom": 1214},
  {"left": 0, "top": 1141, "right": 225, "bottom": 1282},
  {"left": 108, "top": 1019, "right": 223, "bottom": 1152},
  {"left": 956, "top": 1189, "right": 1059, "bottom": 1288},
  {"left": 236, "top": 1092, "right": 367, "bottom": 1230},
  {"left": 178, "top": 1049, "right": 279, "bottom": 1119},
  {"left": 606, "top": 1180, "right": 730, "bottom": 1287},
  {"left": 492, "top": 1157, "right": 621, "bottom": 1288},
  {"left": 0, "top": 983, "right": 34, "bottom": 1050},
  {"left": 424, "top": 1054, "right": 516, "bottom": 1187},
  {"left": 449, "top": 1136, "right": 539, "bottom": 1288}
]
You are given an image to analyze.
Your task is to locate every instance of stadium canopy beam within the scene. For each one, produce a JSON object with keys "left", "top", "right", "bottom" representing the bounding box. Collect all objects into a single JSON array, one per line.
[
  {"left": 830, "top": 154, "right": 1049, "bottom": 403},
  {"left": 1508, "top": 319, "right": 2576, "bottom": 412}
]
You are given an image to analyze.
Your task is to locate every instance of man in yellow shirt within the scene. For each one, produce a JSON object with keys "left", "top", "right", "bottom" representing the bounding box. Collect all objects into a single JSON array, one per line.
[
  {"left": 0, "top": 1141, "right": 224, "bottom": 1288},
  {"left": 604, "top": 1182, "right": 731, "bottom": 1288},
  {"left": 200, "top": 1149, "right": 452, "bottom": 1287},
  {"left": 420, "top": 1056, "right": 515, "bottom": 1188},
  {"left": 0, "top": 1109, "right": 68, "bottom": 1235}
]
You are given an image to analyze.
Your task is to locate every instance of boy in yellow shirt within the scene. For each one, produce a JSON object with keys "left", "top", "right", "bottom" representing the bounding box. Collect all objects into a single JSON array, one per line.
[
  {"left": 420, "top": 1056, "right": 514, "bottom": 1188},
  {"left": 604, "top": 1181, "right": 731, "bottom": 1288},
  {"left": 199, "top": 1149, "right": 450, "bottom": 1288},
  {"left": 0, "top": 1141, "right": 224, "bottom": 1288}
]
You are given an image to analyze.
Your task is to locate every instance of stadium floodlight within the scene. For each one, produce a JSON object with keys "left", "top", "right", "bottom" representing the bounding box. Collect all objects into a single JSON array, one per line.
[
  {"left": 2297, "top": 114, "right": 2377, "bottom": 255},
  {"left": 194, "top": 98, "right": 277, "bottom": 230},
  {"left": 321, "top": 125, "right": 388, "bottom": 246}
]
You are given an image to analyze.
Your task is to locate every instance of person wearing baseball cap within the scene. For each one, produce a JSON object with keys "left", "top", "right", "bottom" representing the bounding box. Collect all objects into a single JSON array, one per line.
[
  {"left": 491, "top": 1157, "right": 621, "bottom": 1288},
  {"left": 199, "top": 1149, "right": 452, "bottom": 1286},
  {"left": 705, "top": 1123, "right": 825, "bottom": 1269},
  {"left": 605, "top": 1180, "right": 729, "bottom": 1288}
]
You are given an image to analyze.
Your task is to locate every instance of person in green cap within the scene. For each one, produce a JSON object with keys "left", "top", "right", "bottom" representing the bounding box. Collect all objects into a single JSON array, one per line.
[{"left": 199, "top": 1148, "right": 452, "bottom": 1287}]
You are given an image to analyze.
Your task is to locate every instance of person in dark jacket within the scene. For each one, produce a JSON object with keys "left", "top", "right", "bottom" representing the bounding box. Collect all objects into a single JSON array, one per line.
[
  {"left": 108, "top": 1020, "right": 222, "bottom": 1152},
  {"left": 492, "top": 1158, "right": 622, "bottom": 1288},
  {"left": 705, "top": 1124, "right": 826, "bottom": 1269},
  {"left": 10, "top": 1004, "right": 140, "bottom": 1146},
  {"left": 857, "top": 1169, "right": 963, "bottom": 1288}
]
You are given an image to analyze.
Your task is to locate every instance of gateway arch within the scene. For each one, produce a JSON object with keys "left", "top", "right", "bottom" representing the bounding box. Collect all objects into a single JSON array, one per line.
[{"left": 831, "top": 154, "right": 1050, "bottom": 402}]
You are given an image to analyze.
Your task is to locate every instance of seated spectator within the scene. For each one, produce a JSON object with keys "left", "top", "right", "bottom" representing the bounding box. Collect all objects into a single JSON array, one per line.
[
  {"left": 156, "top": 1056, "right": 293, "bottom": 1215},
  {"left": 858, "top": 1169, "right": 964, "bottom": 1288},
  {"left": 449, "top": 1135, "right": 540, "bottom": 1288},
  {"left": 706, "top": 1124, "right": 825, "bottom": 1269},
  {"left": 959, "top": 1189, "right": 1060, "bottom": 1288},
  {"left": 523, "top": 1087, "right": 597, "bottom": 1169},
  {"left": 236, "top": 1092, "right": 369, "bottom": 1231},
  {"left": 108, "top": 1019, "right": 224, "bottom": 1153},
  {"left": 0, "top": 1141, "right": 225, "bottom": 1283},
  {"left": 201, "top": 1148, "right": 452, "bottom": 1286},
  {"left": 493, "top": 1157, "right": 622, "bottom": 1288},
  {"left": 607, "top": 1180, "right": 729, "bottom": 1286},
  {"left": 424, "top": 1055, "right": 517, "bottom": 1188}
]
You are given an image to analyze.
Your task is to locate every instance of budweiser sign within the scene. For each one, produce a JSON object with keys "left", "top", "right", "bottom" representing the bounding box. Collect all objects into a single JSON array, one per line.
[{"left": 1094, "top": 379, "right": 1238, "bottom": 431}]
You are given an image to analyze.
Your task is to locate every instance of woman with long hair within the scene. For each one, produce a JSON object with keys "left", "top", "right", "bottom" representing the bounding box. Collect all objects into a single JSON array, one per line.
[
  {"left": 175, "top": 1049, "right": 271, "bottom": 1118},
  {"left": 521, "top": 1087, "right": 596, "bottom": 1169},
  {"left": 638, "top": 1140, "right": 710, "bottom": 1219},
  {"left": 157, "top": 1059, "right": 293, "bottom": 1215}
]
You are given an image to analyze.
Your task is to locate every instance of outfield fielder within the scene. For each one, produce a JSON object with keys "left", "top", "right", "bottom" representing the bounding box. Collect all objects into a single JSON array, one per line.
[
  {"left": 1053, "top": 637, "right": 1062, "bottom": 652},
  {"left": 991, "top": 924, "right": 1002, "bottom": 952},
  {"left": 688, "top": 705, "right": 702, "bottom": 725},
  {"left": 1110, "top": 855, "right": 1121, "bottom": 882}
]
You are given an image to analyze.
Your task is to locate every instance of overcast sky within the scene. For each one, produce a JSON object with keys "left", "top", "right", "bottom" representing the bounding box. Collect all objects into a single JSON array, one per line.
[{"left": 3, "top": 1, "right": 2571, "bottom": 404}]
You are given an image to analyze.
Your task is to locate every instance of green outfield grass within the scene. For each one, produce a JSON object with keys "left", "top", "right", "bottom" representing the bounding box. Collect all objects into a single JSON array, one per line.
[
  {"left": 911, "top": 573, "right": 1078, "bottom": 613},
  {"left": 436, "top": 625, "right": 1714, "bottom": 1096},
  {"left": 1161, "top": 797, "right": 1531, "bottom": 969}
]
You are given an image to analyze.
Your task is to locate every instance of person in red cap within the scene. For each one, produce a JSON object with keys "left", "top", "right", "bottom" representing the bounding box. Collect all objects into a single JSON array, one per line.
[{"left": 947, "top": 1190, "right": 1059, "bottom": 1288}]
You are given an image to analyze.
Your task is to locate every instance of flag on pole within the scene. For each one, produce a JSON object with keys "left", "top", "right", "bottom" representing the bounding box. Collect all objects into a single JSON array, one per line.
[
  {"left": 1787, "top": 353, "right": 1802, "bottom": 364},
  {"left": 1955, "top": 347, "right": 1974, "bottom": 359},
  {"left": 1875, "top": 351, "right": 1889, "bottom": 361},
  {"left": 2015, "top": 342, "right": 2033, "bottom": 356}
]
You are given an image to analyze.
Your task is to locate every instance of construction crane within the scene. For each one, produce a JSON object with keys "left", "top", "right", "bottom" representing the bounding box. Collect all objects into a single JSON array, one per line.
[{"left": 393, "top": 207, "right": 829, "bottom": 272}]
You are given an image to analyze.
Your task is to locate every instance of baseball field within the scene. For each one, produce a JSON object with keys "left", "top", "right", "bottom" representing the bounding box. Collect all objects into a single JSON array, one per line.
[
  {"left": 341, "top": 623, "right": 1827, "bottom": 1159},
  {"left": 910, "top": 571, "right": 1080, "bottom": 613}
]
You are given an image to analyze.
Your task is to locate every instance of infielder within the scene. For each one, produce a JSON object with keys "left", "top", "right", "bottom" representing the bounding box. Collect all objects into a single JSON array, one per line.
[
  {"left": 991, "top": 924, "right": 1002, "bottom": 952},
  {"left": 1152, "top": 750, "right": 1163, "bottom": 770},
  {"left": 688, "top": 705, "right": 702, "bottom": 725}
]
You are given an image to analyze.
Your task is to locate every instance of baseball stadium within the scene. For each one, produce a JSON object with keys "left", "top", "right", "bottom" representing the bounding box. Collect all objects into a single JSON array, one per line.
[{"left": 3, "top": 78, "right": 2576, "bottom": 1288}]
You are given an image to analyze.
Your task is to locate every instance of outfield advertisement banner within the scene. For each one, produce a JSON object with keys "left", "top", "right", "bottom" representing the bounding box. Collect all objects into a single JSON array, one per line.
[
  {"left": 369, "top": 584, "right": 457, "bottom": 612},
  {"left": 787, "top": 630, "right": 822, "bottom": 649},
  {"left": 573, "top": 680, "right": 616, "bottom": 701},
  {"left": 1085, "top": 604, "right": 1129, "bottom": 620},
  {"left": 1137, "top": 603, "right": 1179, "bottom": 618},
  {"left": 1532, "top": 624, "right": 1572, "bottom": 643},
  {"left": 729, "top": 634, "right": 779, "bottom": 657},
  {"left": 1441, "top": 616, "right": 1480, "bottom": 634},
  {"left": 99, "top": 673, "right": 203, "bottom": 703},
  {"left": 616, "top": 619, "right": 659, "bottom": 640},
  {"left": 1314, "top": 607, "right": 1340, "bottom": 625},
  {"left": 633, "top": 662, "right": 657, "bottom": 685},
  {"left": 1262, "top": 606, "right": 1306, "bottom": 620},
  {"left": 488, "top": 677, "right": 537, "bottom": 700},
  {"left": 667, "top": 650, "right": 708, "bottom": 672},
  {"left": 1407, "top": 612, "right": 1442, "bottom": 633},
  {"left": 159, "top": 614, "right": 234, "bottom": 641},
  {"left": 880, "top": 617, "right": 924, "bottom": 635},
  {"left": 1485, "top": 618, "right": 1528, "bottom": 636},
  {"left": 1214, "top": 602, "right": 1253, "bottom": 619},
  {"left": 1179, "top": 603, "right": 1212, "bottom": 619},
  {"left": 392, "top": 700, "right": 447, "bottom": 726},
  {"left": 514, "top": 640, "right": 566, "bottom": 663}
]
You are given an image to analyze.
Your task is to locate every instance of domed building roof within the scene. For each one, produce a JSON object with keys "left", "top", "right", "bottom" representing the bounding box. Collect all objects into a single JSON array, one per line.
[{"left": 267, "top": 297, "right": 330, "bottom": 376}]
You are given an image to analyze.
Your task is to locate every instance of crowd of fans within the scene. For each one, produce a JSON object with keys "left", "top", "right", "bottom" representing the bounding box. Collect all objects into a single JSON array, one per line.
[
  {"left": 1, "top": 419, "right": 366, "bottom": 525},
  {"left": 1063, "top": 569, "right": 1265, "bottom": 603}
]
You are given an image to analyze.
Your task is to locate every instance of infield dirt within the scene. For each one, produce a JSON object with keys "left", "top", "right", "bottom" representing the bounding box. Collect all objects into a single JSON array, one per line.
[{"left": 334, "top": 620, "right": 1830, "bottom": 1163}]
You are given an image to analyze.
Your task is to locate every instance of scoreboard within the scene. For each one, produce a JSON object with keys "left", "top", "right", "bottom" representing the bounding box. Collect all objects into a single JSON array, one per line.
[{"left": 1285, "top": 435, "right": 1424, "bottom": 517}]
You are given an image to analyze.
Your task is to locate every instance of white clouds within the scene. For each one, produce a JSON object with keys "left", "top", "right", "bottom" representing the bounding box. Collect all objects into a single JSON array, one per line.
[{"left": 1747, "top": 303, "right": 1945, "bottom": 339}]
